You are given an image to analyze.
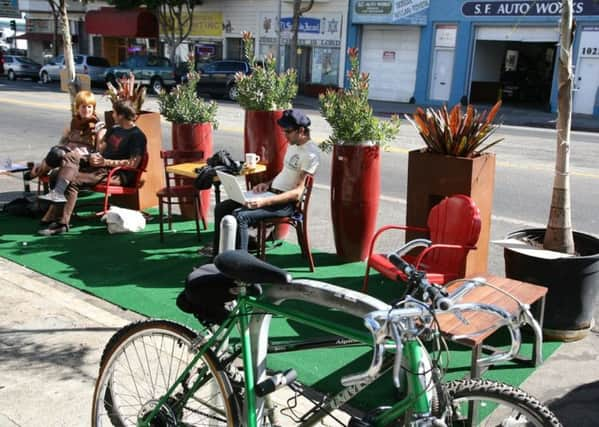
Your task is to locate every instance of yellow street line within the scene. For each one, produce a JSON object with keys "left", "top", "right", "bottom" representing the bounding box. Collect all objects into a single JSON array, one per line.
[{"left": 2, "top": 95, "right": 597, "bottom": 179}]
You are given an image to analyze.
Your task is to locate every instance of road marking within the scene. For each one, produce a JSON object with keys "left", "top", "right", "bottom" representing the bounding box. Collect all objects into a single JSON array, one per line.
[
  {"left": 313, "top": 183, "right": 546, "bottom": 228},
  {"left": 2, "top": 95, "right": 596, "bottom": 178}
]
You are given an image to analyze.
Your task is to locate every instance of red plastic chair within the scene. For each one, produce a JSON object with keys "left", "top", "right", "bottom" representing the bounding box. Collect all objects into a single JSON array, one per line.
[
  {"left": 156, "top": 150, "right": 207, "bottom": 242},
  {"left": 92, "top": 152, "right": 149, "bottom": 215},
  {"left": 256, "top": 175, "right": 315, "bottom": 271},
  {"left": 362, "top": 194, "right": 482, "bottom": 292}
]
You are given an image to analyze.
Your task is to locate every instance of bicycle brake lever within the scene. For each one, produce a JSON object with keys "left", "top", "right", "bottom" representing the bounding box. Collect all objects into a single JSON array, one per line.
[{"left": 390, "top": 323, "right": 404, "bottom": 389}]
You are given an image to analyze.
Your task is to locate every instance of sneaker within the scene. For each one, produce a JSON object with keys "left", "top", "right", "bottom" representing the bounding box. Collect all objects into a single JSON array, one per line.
[
  {"left": 38, "top": 190, "right": 67, "bottom": 204},
  {"left": 38, "top": 222, "right": 69, "bottom": 236}
]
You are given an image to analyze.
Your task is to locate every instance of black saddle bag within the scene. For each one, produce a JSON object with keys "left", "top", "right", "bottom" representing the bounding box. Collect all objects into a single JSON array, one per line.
[{"left": 176, "top": 263, "right": 237, "bottom": 326}]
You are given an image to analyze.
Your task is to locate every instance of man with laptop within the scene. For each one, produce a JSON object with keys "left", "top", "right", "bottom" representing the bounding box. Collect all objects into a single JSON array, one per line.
[{"left": 211, "top": 109, "right": 320, "bottom": 257}]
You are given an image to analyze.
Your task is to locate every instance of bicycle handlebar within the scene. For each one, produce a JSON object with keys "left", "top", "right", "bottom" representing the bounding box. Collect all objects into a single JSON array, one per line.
[{"left": 341, "top": 253, "right": 535, "bottom": 388}]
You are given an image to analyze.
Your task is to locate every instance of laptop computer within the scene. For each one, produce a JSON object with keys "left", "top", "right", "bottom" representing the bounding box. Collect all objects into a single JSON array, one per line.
[{"left": 216, "top": 171, "right": 276, "bottom": 204}]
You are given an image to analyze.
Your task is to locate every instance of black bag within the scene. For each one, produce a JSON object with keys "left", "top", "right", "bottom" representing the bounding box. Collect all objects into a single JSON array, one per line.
[
  {"left": 2, "top": 195, "right": 46, "bottom": 218},
  {"left": 194, "top": 166, "right": 217, "bottom": 190},
  {"left": 176, "top": 263, "right": 237, "bottom": 325},
  {"left": 206, "top": 150, "right": 242, "bottom": 175}
]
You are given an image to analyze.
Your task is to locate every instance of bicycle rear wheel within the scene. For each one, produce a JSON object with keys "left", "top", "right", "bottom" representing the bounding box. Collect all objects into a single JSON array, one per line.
[
  {"left": 444, "top": 379, "right": 562, "bottom": 426},
  {"left": 91, "top": 319, "right": 241, "bottom": 427}
]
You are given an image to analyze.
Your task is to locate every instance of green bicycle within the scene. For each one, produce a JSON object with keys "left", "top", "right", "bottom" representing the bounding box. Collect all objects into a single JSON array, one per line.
[{"left": 92, "top": 248, "right": 562, "bottom": 426}]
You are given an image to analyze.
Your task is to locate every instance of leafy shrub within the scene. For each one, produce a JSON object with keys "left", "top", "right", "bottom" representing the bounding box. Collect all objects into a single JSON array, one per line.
[
  {"left": 235, "top": 31, "right": 297, "bottom": 111},
  {"left": 319, "top": 48, "right": 400, "bottom": 152},
  {"left": 157, "top": 63, "right": 218, "bottom": 126}
]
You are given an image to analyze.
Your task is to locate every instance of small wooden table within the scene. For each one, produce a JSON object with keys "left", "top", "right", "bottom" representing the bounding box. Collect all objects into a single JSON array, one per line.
[
  {"left": 166, "top": 161, "right": 267, "bottom": 204},
  {"left": 437, "top": 275, "right": 547, "bottom": 379}
]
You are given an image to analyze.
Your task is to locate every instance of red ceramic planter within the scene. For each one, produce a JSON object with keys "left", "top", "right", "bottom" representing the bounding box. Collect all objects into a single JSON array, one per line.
[
  {"left": 172, "top": 122, "right": 213, "bottom": 220},
  {"left": 331, "top": 144, "right": 381, "bottom": 261},
  {"left": 244, "top": 110, "right": 289, "bottom": 238}
]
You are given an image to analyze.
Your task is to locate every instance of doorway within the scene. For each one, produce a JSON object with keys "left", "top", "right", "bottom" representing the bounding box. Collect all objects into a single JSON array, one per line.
[
  {"left": 430, "top": 48, "right": 455, "bottom": 101},
  {"left": 470, "top": 40, "right": 556, "bottom": 108}
]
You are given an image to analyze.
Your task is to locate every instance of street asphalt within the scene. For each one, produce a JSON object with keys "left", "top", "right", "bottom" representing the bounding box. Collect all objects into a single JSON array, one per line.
[{"left": 0, "top": 81, "right": 598, "bottom": 425}]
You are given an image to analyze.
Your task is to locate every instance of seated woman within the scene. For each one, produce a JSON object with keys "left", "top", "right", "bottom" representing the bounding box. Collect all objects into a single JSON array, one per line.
[
  {"left": 28, "top": 90, "right": 106, "bottom": 180},
  {"left": 38, "top": 100, "right": 147, "bottom": 236}
]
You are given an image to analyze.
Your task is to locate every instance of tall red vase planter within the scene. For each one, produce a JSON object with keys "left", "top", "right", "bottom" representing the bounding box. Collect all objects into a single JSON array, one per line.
[
  {"left": 319, "top": 48, "right": 400, "bottom": 261},
  {"left": 331, "top": 144, "right": 381, "bottom": 261},
  {"left": 171, "top": 122, "right": 213, "bottom": 219},
  {"left": 235, "top": 31, "right": 299, "bottom": 241},
  {"left": 158, "top": 63, "right": 219, "bottom": 221},
  {"left": 243, "top": 110, "right": 288, "bottom": 184}
]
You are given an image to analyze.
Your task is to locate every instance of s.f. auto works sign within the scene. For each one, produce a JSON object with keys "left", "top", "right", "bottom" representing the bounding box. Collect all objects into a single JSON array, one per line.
[{"left": 462, "top": 1, "right": 599, "bottom": 17}]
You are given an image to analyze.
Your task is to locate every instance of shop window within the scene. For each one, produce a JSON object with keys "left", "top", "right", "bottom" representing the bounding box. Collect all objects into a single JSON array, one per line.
[
  {"left": 226, "top": 38, "right": 243, "bottom": 60},
  {"left": 311, "top": 47, "right": 340, "bottom": 85}
]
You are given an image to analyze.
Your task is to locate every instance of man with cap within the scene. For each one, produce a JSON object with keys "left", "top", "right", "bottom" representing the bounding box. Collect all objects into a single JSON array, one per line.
[{"left": 211, "top": 109, "right": 320, "bottom": 256}]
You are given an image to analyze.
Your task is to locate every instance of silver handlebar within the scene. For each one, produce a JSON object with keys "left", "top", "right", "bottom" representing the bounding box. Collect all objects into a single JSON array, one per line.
[{"left": 341, "top": 277, "right": 541, "bottom": 387}]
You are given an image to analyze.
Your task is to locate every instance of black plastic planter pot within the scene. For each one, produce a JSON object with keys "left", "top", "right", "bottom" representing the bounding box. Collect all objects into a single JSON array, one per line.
[{"left": 504, "top": 229, "right": 599, "bottom": 341}]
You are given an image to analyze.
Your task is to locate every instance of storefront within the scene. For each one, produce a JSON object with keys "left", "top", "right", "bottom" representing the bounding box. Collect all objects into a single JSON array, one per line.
[
  {"left": 85, "top": 7, "right": 159, "bottom": 66},
  {"left": 409, "top": 0, "right": 599, "bottom": 116},
  {"left": 258, "top": 11, "right": 344, "bottom": 87},
  {"left": 348, "top": 0, "right": 429, "bottom": 103}
]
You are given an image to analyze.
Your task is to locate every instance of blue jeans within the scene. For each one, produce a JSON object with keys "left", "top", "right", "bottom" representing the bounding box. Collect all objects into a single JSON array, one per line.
[{"left": 213, "top": 199, "right": 295, "bottom": 255}]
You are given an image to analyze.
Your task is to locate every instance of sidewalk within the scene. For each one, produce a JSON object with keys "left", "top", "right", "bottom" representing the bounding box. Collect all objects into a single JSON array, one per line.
[{"left": 294, "top": 95, "right": 599, "bottom": 133}]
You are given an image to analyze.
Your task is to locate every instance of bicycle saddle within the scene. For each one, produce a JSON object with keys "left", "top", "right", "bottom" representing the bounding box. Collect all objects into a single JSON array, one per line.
[{"left": 215, "top": 250, "right": 292, "bottom": 285}]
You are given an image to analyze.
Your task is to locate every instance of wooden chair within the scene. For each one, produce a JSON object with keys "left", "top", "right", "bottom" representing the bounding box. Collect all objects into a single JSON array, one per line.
[
  {"left": 363, "top": 194, "right": 481, "bottom": 292},
  {"left": 93, "top": 152, "right": 149, "bottom": 215},
  {"left": 256, "top": 175, "right": 315, "bottom": 272},
  {"left": 157, "top": 150, "right": 207, "bottom": 242}
]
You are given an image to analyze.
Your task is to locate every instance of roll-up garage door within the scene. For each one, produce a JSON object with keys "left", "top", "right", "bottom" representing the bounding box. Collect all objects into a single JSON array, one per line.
[{"left": 361, "top": 26, "right": 420, "bottom": 102}]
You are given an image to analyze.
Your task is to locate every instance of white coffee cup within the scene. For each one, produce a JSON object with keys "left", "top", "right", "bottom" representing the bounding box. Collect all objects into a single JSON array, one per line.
[{"left": 245, "top": 153, "right": 260, "bottom": 169}]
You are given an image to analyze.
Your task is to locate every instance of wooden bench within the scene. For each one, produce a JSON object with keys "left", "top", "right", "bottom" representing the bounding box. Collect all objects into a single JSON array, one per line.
[{"left": 436, "top": 275, "right": 547, "bottom": 378}]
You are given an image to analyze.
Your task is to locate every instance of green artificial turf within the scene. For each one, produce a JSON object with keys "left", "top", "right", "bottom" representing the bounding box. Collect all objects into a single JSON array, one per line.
[{"left": 0, "top": 210, "right": 561, "bottom": 411}]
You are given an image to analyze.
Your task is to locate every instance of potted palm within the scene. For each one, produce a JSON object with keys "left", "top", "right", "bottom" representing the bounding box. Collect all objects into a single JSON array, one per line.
[
  {"left": 235, "top": 31, "right": 297, "bottom": 238},
  {"left": 405, "top": 101, "right": 502, "bottom": 276},
  {"left": 105, "top": 73, "right": 164, "bottom": 211},
  {"left": 503, "top": 2, "right": 599, "bottom": 341},
  {"left": 158, "top": 63, "right": 218, "bottom": 219},
  {"left": 319, "top": 48, "right": 400, "bottom": 261}
]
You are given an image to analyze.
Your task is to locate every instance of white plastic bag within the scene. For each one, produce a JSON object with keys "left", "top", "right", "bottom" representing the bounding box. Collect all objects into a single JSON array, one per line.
[{"left": 101, "top": 206, "right": 146, "bottom": 234}]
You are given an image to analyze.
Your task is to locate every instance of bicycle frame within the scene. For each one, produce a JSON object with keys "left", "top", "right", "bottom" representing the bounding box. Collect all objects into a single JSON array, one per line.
[{"left": 139, "top": 278, "right": 436, "bottom": 427}]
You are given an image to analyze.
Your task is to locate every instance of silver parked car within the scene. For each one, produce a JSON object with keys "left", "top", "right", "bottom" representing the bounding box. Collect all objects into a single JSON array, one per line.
[
  {"left": 3, "top": 55, "right": 41, "bottom": 81},
  {"left": 39, "top": 54, "right": 111, "bottom": 84}
]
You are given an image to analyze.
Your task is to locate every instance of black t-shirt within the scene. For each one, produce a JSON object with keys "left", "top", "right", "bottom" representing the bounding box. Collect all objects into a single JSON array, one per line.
[{"left": 103, "top": 125, "right": 147, "bottom": 185}]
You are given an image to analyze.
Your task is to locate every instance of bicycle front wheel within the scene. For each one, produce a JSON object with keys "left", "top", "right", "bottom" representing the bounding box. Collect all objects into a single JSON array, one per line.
[
  {"left": 444, "top": 379, "right": 561, "bottom": 426},
  {"left": 91, "top": 320, "right": 241, "bottom": 427}
]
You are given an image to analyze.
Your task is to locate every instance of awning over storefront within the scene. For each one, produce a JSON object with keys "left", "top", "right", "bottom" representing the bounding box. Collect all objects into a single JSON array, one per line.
[
  {"left": 85, "top": 7, "right": 158, "bottom": 38},
  {"left": 15, "top": 33, "right": 78, "bottom": 43}
]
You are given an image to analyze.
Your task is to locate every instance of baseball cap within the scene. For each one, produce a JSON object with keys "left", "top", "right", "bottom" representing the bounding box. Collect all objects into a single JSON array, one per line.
[{"left": 277, "top": 109, "right": 311, "bottom": 129}]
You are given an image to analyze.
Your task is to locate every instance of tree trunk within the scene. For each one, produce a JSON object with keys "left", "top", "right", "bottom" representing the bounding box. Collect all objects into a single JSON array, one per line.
[
  {"left": 288, "top": 0, "right": 314, "bottom": 72},
  {"left": 544, "top": 0, "right": 575, "bottom": 254},
  {"left": 59, "top": 0, "right": 79, "bottom": 114}
]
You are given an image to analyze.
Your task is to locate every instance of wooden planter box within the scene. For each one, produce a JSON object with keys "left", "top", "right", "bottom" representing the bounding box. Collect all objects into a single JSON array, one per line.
[
  {"left": 104, "top": 111, "right": 165, "bottom": 211},
  {"left": 406, "top": 149, "right": 496, "bottom": 276}
]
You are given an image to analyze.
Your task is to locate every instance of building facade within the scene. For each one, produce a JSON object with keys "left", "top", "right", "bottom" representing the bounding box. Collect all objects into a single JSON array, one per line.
[
  {"left": 165, "top": 0, "right": 349, "bottom": 89},
  {"left": 347, "top": 0, "right": 599, "bottom": 116},
  {"left": 17, "top": 0, "right": 86, "bottom": 63}
]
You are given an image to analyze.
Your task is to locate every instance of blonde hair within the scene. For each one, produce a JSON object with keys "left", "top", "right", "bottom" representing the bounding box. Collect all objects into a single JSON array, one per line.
[{"left": 74, "top": 90, "right": 97, "bottom": 111}]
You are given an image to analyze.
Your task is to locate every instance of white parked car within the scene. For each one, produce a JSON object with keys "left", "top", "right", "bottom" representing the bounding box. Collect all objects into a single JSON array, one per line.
[{"left": 39, "top": 54, "right": 111, "bottom": 84}]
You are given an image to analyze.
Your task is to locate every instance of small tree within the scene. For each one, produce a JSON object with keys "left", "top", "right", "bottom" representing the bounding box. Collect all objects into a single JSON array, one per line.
[
  {"left": 147, "top": 0, "right": 202, "bottom": 65},
  {"left": 47, "top": 0, "right": 78, "bottom": 113},
  {"left": 288, "top": 0, "right": 314, "bottom": 71},
  {"left": 544, "top": 0, "right": 575, "bottom": 254}
]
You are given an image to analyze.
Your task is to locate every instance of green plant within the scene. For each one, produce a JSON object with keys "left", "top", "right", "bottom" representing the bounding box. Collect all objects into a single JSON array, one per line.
[
  {"left": 106, "top": 72, "right": 146, "bottom": 114},
  {"left": 318, "top": 48, "right": 400, "bottom": 152},
  {"left": 235, "top": 31, "right": 298, "bottom": 111},
  {"left": 157, "top": 63, "right": 218, "bottom": 126},
  {"left": 406, "top": 101, "right": 503, "bottom": 158}
]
